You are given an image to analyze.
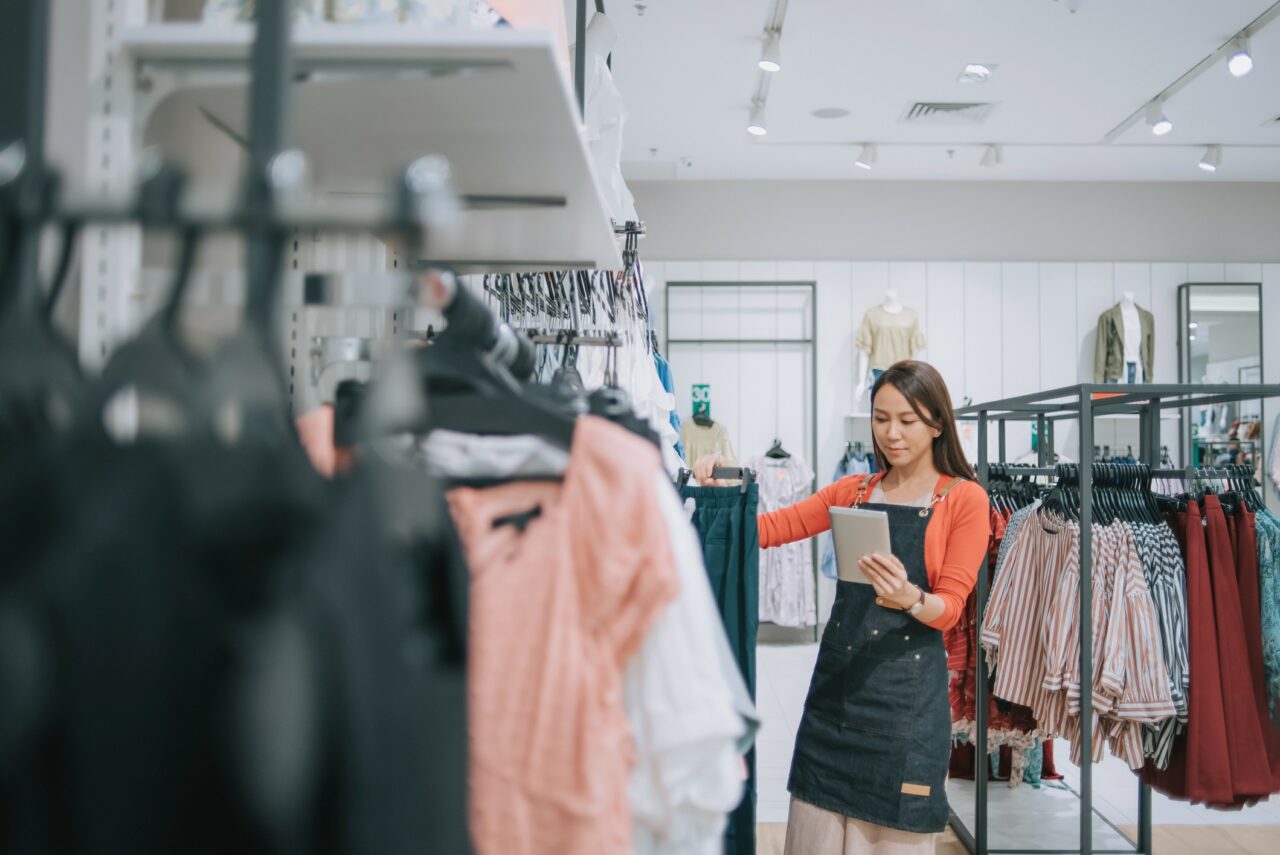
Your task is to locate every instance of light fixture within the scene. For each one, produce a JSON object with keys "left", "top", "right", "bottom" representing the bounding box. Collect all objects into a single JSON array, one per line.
[
  {"left": 958, "top": 63, "right": 994, "bottom": 83},
  {"left": 747, "top": 101, "right": 768, "bottom": 136},
  {"left": 1190, "top": 334, "right": 1197, "bottom": 341},
  {"left": 1228, "top": 36, "right": 1253, "bottom": 77},
  {"left": 1198, "top": 144, "right": 1222, "bottom": 172},
  {"left": 1146, "top": 101, "right": 1173, "bottom": 136},
  {"left": 759, "top": 32, "right": 781, "bottom": 73},
  {"left": 980, "top": 144, "right": 1003, "bottom": 167},
  {"left": 854, "top": 143, "right": 877, "bottom": 170}
]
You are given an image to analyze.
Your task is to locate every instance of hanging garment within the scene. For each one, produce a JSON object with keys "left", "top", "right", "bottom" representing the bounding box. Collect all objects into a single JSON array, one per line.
[
  {"left": 1257, "top": 508, "right": 1280, "bottom": 715},
  {"left": 819, "top": 457, "right": 853, "bottom": 580},
  {"left": 447, "top": 417, "right": 680, "bottom": 855},
  {"left": 1132, "top": 520, "right": 1191, "bottom": 769},
  {"left": 789, "top": 495, "right": 951, "bottom": 834},
  {"left": 1142, "top": 502, "right": 1234, "bottom": 806},
  {"left": 854, "top": 306, "right": 926, "bottom": 372},
  {"left": 1233, "top": 505, "right": 1280, "bottom": 790},
  {"left": 1201, "top": 495, "right": 1272, "bottom": 799},
  {"left": 749, "top": 453, "right": 816, "bottom": 627},
  {"left": 653, "top": 350, "right": 685, "bottom": 461},
  {"left": 678, "top": 482, "right": 761, "bottom": 855},
  {"left": 681, "top": 420, "right": 737, "bottom": 468},
  {"left": 629, "top": 472, "right": 755, "bottom": 855}
]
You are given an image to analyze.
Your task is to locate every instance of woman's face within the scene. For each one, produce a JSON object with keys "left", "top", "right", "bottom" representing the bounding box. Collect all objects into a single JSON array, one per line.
[{"left": 872, "top": 383, "right": 942, "bottom": 469}]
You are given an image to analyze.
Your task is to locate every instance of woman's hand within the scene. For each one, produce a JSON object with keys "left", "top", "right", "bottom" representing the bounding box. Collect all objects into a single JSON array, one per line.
[
  {"left": 858, "top": 552, "right": 919, "bottom": 610},
  {"left": 692, "top": 454, "right": 724, "bottom": 486}
]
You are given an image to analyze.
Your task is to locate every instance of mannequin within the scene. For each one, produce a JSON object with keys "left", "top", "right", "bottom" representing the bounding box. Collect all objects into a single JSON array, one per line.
[
  {"left": 854, "top": 289, "right": 923, "bottom": 406},
  {"left": 1093, "top": 293, "right": 1154, "bottom": 384}
]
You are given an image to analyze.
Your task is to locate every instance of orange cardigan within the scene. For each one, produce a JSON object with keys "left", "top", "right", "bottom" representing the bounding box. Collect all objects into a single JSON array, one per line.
[{"left": 758, "top": 473, "right": 991, "bottom": 632}]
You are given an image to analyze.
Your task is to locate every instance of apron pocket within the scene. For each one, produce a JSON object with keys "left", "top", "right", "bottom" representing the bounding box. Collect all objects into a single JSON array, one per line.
[
  {"left": 843, "top": 651, "right": 920, "bottom": 737},
  {"left": 804, "top": 640, "right": 853, "bottom": 723}
]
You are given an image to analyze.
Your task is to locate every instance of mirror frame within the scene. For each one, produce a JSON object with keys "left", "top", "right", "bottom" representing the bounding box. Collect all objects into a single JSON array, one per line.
[{"left": 1176, "top": 281, "right": 1264, "bottom": 469}]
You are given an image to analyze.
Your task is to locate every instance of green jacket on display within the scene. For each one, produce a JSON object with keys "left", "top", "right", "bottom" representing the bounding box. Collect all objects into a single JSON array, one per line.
[{"left": 1093, "top": 302, "right": 1155, "bottom": 383}]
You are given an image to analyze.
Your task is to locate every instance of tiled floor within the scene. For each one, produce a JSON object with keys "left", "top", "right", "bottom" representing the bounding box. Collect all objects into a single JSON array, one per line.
[{"left": 756, "top": 642, "right": 1280, "bottom": 850}]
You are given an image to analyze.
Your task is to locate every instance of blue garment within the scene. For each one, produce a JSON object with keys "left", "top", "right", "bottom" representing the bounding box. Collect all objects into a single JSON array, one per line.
[
  {"left": 1255, "top": 508, "right": 1280, "bottom": 715},
  {"left": 653, "top": 351, "right": 684, "bottom": 461},
  {"left": 819, "top": 453, "right": 874, "bottom": 579}
]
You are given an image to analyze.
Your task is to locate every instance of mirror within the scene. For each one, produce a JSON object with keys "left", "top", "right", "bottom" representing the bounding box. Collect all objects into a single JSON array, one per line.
[{"left": 1178, "top": 283, "right": 1263, "bottom": 475}]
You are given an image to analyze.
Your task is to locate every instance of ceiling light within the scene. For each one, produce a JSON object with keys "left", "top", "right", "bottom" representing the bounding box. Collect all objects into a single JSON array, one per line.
[
  {"left": 1198, "top": 144, "right": 1222, "bottom": 173},
  {"left": 747, "top": 101, "right": 767, "bottom": 136},
  {"left": 980, "top": 144, "right": 1003, "bottom": 167},
  {"left": 812, "top": 107, "right": 850, "bottom": 119},
  {"left": 1146, "top": 101, "right": 1172, "bottom": 136},
  {"left": 1228, "top": 36, "right": 1253, "bottom": 77},
  {"left": 759, "top": 32, "right": 781, "bottom": 73},
  {"left": 958, "top": 63, "right": 994, "bottom": 83},
  {"left": 1189, "top": 334, "right": 1197, "bottom": 341},
  {"left": 1189, "top": 322, "right": 1198, "bottom": 329},
  {"left": 854, "top": 143, "right": 877, "bottom": 170}
]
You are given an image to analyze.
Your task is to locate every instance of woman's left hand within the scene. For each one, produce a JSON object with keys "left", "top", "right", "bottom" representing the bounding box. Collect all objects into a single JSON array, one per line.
[{"left": 858, "top": 552, "right": 918, "bottom": 610}]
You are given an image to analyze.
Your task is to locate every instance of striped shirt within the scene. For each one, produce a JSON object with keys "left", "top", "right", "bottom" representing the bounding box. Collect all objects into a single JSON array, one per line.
[
  {"left": 1133, "top": 521, "right": 1190, "bottom": 768},
  {"left": 982, "top": 511, "right": 1177, "bottom": 771}
]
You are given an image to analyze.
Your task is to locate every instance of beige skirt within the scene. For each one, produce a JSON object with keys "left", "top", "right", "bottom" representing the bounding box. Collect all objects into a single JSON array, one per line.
[{"left": 783, "top": 797, "right": 936, "bottom": 855}]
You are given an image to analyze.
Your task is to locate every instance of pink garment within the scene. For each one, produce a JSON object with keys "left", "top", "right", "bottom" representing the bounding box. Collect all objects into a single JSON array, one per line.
[
  {"left": 487, "top": 0, "right": 571, "bottom": 72},
  {"left": 448, "top": 416, "right": 680, "bottom": 855}
]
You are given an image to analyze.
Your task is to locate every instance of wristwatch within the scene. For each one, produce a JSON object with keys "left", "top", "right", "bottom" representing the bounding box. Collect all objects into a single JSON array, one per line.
[{"left": 905, "top": 585, "right": 926, "bottom": 617}]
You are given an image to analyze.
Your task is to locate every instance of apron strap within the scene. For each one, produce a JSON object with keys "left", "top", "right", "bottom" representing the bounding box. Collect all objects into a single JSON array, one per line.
[{"left": 850, "top": 471, "right": 889, "bottom": 508}]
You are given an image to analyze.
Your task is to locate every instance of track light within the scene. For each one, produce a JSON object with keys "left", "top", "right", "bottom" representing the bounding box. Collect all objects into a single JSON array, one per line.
[
  {"left": 1146, "top": 101, "right": 1173, "bottom": 136},
  {"left": 854, "top": 144, "right": 877, "bottom": 170},
  {"left": 1198, "top": 144, "right": 1222, "bottom": 173},
  {"left": 747, "top": 101, "right": 768, "bottom": 136},
  {"left": 980, "top": 144, "right": 1003, "bottom": 167},
  {"left": 1228, "top": 36, "right": 1253, "bottom": 77},
  {"left": 759, "top": 32, "right": 781, "bottom": 73}
]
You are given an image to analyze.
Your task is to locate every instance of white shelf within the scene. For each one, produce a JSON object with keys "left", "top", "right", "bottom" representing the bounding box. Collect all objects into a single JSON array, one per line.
[{"left": 120, "top": 24, "right": 622, "bottom": 273}]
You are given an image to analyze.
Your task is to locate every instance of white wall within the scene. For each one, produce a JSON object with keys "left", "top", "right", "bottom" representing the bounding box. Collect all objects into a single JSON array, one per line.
[{"left": 632, "top": 181, "right": 1280, "bottom": 263}]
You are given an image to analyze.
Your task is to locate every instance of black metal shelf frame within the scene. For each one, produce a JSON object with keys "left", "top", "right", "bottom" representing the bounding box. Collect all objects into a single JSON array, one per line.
[{"left": 951, "top": 383, "right": 1280, "bottom": 855}]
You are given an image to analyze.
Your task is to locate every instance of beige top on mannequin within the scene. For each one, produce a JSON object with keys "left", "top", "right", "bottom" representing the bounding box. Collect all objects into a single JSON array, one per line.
[{"left": 854, "top": 290, "right": 926, "bottom": 404}]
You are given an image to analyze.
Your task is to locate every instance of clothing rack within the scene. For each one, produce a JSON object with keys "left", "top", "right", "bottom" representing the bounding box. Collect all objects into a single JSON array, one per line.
[{"left": 953, "top": 383, "right": 1280, "bottom": 855}]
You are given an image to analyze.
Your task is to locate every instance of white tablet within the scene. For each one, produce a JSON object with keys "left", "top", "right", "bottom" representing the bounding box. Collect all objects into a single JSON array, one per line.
[{"left": 830, "top": 507, "right": 892, "bottom": 585}]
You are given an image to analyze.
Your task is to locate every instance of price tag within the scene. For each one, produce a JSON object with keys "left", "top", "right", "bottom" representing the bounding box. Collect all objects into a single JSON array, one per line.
[{"left": 691, "top": 384, "right": 711, "bottom": 418}]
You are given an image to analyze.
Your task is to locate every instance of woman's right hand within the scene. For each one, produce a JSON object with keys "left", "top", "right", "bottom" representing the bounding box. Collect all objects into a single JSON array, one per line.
[{"left": 692, "top": 454, "right": 723, "bottom": 486}]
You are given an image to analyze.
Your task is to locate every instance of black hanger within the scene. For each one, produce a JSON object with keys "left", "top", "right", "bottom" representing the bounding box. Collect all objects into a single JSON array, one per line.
[
  {"left": 83, "top": 166, "right": 205, "bottom": 438},
  {"left": 765, "top": 438, "right": 790, "bottom": 459}
]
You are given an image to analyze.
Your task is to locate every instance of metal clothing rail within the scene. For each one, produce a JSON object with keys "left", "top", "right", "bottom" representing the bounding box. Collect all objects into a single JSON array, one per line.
[
  {"left": 951, "top": 383, "right": 1280, "bottom": 855},
  {"left": 664, "top": 280, "right": 820, "bottom": 639}
]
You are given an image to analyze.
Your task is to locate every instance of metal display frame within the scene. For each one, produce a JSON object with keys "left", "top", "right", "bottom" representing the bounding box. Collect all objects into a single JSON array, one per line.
[
  {"left": 664, "top": 280, "right": 821, "bottom": 638},
  {"left": 952, "top": 382, "right": 1280, "bottom": 855}
]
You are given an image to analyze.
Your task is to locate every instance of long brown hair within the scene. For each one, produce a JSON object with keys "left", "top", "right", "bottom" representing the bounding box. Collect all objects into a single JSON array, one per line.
[{"left": 870, "top": 360, "right": 977, "bottom": 480}]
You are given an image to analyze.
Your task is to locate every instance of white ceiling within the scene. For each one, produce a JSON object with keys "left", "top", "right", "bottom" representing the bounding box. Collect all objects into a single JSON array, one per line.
[{"left": 587, "top": 0, "right": 1280, "bottom": 181}]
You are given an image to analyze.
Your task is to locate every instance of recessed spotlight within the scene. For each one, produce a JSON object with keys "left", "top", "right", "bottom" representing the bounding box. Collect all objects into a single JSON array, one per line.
[
  {"left": 958, "top": 63, "right": 995, "bottom": 83},
  {"left": 1198, "top": 144, "right": 1222, "bottom": 173},
  {"left": 1190, "top": 334, "right": 1197, "bottom": 341},
  {"left": 854, "top": 143, "right": 877, "bottom": 170},
  {"left": 759, "top": 32, "right": 782, "bottom": 73},
  {"left": 1146, "top": 101, "right": 1172, "bottom": 136},
  {"left": 747, "top": 101, "right": 768, "bottom": 136},
  {"left": 1227, "top": 36, "right": 1253, "bottom": 77},
  {"left": 980, "top": 144, "right": 1003, "bottom": 167},
  {"left": 812, "top": 107, "right": 850, "bottom": 119},
  {"left": 1189, "top": 322, "right": 1198, "bottom": 329}
]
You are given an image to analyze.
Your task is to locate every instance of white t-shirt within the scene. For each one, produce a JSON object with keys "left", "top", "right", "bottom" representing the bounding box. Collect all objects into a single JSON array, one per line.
[
  {"left": 626, "top": 473, "right": 754, "bottom": 855},
  {"left": 1121, "top": 302, "right": 1141, "bottom": 366}
]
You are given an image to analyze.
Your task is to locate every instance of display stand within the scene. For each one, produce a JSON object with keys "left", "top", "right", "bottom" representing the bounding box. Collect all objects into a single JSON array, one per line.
[{"left": 953, "top": 383, "right": 1280, "bottom": 855}]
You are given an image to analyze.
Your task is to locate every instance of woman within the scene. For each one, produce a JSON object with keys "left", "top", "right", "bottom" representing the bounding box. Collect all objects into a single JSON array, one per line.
[{"left": 694, "top": 360, "right": 990, "bottom": 853}]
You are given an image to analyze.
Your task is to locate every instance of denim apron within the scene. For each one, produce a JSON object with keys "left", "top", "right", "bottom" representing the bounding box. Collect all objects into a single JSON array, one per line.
[{"left": 787, "top": 481, "right": 952, "bottom": 833}]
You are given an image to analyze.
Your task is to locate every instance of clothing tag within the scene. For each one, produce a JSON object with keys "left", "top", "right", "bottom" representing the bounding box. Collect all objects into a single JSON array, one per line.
[
  {"left": 901, "top": 783, "right": 931, "bottom": 797},
  {"left": 492, "top": 505, "right": 543, "bottom": 534}
]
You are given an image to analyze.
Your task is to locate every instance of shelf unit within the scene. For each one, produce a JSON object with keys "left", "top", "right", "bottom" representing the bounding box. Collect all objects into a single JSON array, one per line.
[{"left": 119, "top": 23, "right": 622, "bottom": 273}]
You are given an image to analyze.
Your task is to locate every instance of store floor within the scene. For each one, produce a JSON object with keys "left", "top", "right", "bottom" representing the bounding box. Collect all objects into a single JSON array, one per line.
[{"left": 756, "top": 643, "right": 1280, "bottom": 854}]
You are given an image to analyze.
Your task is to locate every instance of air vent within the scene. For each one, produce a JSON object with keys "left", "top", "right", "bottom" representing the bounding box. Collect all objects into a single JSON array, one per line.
[{"left": 901, "top": 102, "right": 995, "bottom": 125}]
